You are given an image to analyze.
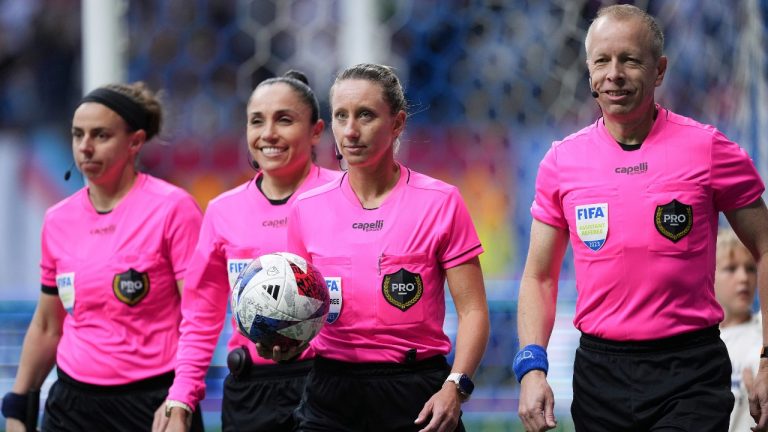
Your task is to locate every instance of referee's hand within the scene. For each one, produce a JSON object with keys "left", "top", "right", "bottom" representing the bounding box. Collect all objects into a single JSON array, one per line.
[
  {"left": 518, "top": 371, "right": 557, "bottom": 432},
  {"left": 749, "top": 360, "right": 768, "bottom": 432},
  {"left": 254, "top": 341, "right": 307, "bottom": 362}
]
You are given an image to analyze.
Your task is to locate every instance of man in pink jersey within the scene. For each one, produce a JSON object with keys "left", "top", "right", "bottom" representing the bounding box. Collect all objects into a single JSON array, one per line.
[
  {"left": 2, "top": 83, "right": 204, "bottom": 432},
  {"left": 515, "top": 5, "right": 768, "bottom": 432},
  {"left": 285, "top": 63, "right": 490, "bottom": 432},
  {"left": 159, "top": 71, "right": 340, "bottom": 432}
]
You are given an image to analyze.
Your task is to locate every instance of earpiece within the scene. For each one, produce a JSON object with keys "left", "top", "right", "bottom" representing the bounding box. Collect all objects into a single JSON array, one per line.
[
  {"left": 63, "top": 161, "right": 75, "bottom": 181},
  {"left": 589, "top": 77, "right": 599, "bottom": 98},
  {"left": 334, "top": 144, "right": 343, "bottom": 161}
]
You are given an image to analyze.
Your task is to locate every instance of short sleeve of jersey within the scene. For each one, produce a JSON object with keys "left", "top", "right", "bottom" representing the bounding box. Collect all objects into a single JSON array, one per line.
[
  {"left": 438, "top": 188, "right": 483, "bottom": 269},
  {"left": 711, "top": 131, "right": 765, "bottom": 211},
  {"left": 39, "top": 217, "right": 56, "bottom": 287},
  {"left": 164, "top": 194, "right": 203, "bottom": 280},
  {"left": 531, "top": 145, "right": 567, "bottom": 228}
]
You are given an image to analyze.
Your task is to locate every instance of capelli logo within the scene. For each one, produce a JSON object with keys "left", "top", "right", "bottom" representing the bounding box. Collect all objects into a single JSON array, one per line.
[
  {"left": 352, "top": 220, "right": 384, "bottom": 232},
  {"left": 262, "top": 217, "right": 287, "bottom": 228},
  {"left": 615, "top": 162, "right": 648, "bottom": 175},
  {"left": 90, "top": 224, "right": 116, "bottom": 235}
]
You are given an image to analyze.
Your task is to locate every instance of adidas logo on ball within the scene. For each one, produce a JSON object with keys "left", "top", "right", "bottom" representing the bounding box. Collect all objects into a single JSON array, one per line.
[{"left": 231, "top": 252, "right": 330, "bottom": 350}]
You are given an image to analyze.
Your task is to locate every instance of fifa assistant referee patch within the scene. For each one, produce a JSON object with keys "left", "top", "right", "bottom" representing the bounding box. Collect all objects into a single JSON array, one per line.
[
  {"left": 56, "top": 272, "right": 75, "bottom": 313},
  {"left": 575, "top": 203, "right": 608, "bottom": 251},
  {"left": 113, "top": 268, "right": 150, "bottom": 306},
  {"left": 324, "top": 277, "right": 342, "bottom": 323},
  {"left": 227, "top": 258, "right": 254, "bottom": 289},
  {"left": 654, "top": 199, "right": 693, "bottom": 243},
  {"left": 382, "top": 269, "right": 423, "bottom": 311}
]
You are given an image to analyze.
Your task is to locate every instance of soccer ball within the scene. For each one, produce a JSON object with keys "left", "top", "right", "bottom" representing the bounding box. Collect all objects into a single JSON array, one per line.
[{"left": 231, "top": 252, "right": 330, "bottom": 350}]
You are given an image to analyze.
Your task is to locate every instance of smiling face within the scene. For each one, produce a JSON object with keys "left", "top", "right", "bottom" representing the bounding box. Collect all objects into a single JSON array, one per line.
[
  {"left": 246, "top": 82, "right": 322, "bottom": 177},
  {"left": 330, "top": 79, "right": 405, "bottom": 169},
  {"left": 715, "top": 244, "right": 757, "bottom": 323},
  {"left": 71, "top": 102, "right": 142, "bottom": 186},
  {"left": 585, "top": 15, "right": 667, "bottom": 123}
]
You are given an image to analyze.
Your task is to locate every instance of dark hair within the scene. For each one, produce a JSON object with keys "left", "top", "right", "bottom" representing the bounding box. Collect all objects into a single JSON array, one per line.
[
  {"left": 101, "top": 82, "right": 163, "bottom": 140},
  {"left": 252, "top": 70, "right": 320, "bottom": 123},
  {"left": 331, "top": 63, "right": 407, "bottom": 116},
  {"left": 588, "top": 4, "right": 664, "bottom": 60}
]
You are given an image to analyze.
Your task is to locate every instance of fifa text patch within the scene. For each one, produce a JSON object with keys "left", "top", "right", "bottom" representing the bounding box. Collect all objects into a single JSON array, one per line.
[
  {"left": 324, "top": 277, "right": 342, "bottom": 323},
  {"left": 575, "top": 203, "right": 608, "bottom": 251}
]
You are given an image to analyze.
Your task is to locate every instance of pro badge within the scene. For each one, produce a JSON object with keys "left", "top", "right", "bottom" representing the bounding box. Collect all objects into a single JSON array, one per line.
[
  {"left": 575, "top": 203, "right": 608, "bottom": 251},
  {"left": 113, "top": 268, "right": 150, "bottom": 306},
  {"left": 654, "top": 199, "right": 693, "bottom": 243},
  {"left": 382, "top": 268, "right": 423, "bottom": 311}
]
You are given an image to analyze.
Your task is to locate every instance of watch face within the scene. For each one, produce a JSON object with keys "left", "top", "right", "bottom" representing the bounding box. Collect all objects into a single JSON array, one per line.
[{"left": 458, "top": 374, "right": 475, "bottom": 395}]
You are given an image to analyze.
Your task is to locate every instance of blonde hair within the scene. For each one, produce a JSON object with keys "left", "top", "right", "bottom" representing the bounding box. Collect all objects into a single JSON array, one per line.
[
  {"left": 587, "top": 4, "right": 665, "bottom": 60},
  {"left": 716, "top": 228, "right": 749, "bottom": 261}
]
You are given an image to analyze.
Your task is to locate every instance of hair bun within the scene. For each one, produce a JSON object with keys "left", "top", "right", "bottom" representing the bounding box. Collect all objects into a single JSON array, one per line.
[{"left": 284, "top": 70, "right": 309, "bottom": 86}]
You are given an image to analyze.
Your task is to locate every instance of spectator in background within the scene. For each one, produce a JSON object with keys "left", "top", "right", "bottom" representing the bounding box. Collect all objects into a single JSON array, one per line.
[
  {"left": 716, "top": 227, "right": 762, "bottom": 431},
  {"left": 1, "top": 82, "right": 203, "bottom": 432}
]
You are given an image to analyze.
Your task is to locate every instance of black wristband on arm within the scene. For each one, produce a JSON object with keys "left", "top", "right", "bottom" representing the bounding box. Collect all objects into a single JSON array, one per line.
[
  {"left": 2, "top": 390, "right": 39, "bottom": 430},
  {"left": 2, "top": 392, "right": 28, "bottom": 421}
]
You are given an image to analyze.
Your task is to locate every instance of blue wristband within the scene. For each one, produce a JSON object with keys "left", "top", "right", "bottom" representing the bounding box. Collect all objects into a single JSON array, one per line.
[{"left": 513, "top": 344, "right": 549, "bottom": 383}]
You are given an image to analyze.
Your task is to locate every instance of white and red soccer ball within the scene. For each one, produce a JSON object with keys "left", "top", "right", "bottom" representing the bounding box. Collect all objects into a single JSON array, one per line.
[{"left": 231, "top": 252, "right": 329, "bottom": 349}]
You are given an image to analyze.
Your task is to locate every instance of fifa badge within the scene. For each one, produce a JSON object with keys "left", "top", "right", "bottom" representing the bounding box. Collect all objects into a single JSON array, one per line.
[
  {"left": 575, "top": 203, "right": 608, "bottom": 251},
  {"left": 324, "top": 277, "right": 342, "bottom": 324},
  {"left": 56, "top": 272, "right": 76, "bottom": 314},
  {"left": 227, "top": 258, "right": 255, "bottom": 290}
]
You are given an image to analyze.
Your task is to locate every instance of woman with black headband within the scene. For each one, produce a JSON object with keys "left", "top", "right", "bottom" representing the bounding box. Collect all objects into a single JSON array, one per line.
[{"left": 2, "top": 82, "right": 204, "bottom": 432}]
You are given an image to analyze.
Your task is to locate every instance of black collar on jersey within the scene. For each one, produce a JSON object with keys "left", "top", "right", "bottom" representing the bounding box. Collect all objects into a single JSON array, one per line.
[
  {"left": 80, "top": 88, "right": 149, "bottom": 132},
  {"left": 617, "top": 142, "right": 642, "bottom": 151},
  {"left": 256, "top": 175, "right": 292, "bottom": 205},
  {"left": 614, "top": 108, "right": 659, "bottom": 151}
]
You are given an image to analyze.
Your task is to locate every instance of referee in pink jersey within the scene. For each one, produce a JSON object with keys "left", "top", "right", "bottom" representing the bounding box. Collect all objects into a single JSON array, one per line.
[
  {"left": 279, "top": 63, "right": 490, "bottom": 432},
  {"left": 515, "top": 5, "right": 768, "bottom": 432},
  {"left": 158, "top": 71, "right": 340, "bottom": 432},
  {"left": 2, "top": 83, "right": 204, "bottom": 432}
]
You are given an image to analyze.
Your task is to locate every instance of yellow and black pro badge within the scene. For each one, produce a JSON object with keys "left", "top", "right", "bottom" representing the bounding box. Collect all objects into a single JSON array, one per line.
[
  {"left": 654, "top": 199, "right": 693, "bottom": 243},
  {"left": 113, "top": 268, "right": 150, "bottom": 306},
  {"left": 382, "top": 268, "right": 423, "bottom": 311}
]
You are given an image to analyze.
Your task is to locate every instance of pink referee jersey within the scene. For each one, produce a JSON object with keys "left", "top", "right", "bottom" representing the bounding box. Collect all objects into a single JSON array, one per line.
[
  {"left": 532, "top": 106, "right": 765, "bottom": 341},
  {"left": 168, "top": 165, "right": 340, "bottom": 408},
  {"left": 286, "top": 164, "right": 483, "bottom": 363},
  {"left": 40, "top": 173, "right": 202, "bottom": 385}
]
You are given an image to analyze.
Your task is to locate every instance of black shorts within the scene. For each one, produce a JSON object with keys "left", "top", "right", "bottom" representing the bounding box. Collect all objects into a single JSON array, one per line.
[
  {"left": 221, "top": 358, "right": 313, "bottom": 432},
  {"left": 571, "top": 326, "right": 733, "bottom": 432},
  {"left": 295, "top": 355, "right": 465, "bottom": 432},
  {"left": 42, "top": 368, "right": 204, "bottom": 432}
]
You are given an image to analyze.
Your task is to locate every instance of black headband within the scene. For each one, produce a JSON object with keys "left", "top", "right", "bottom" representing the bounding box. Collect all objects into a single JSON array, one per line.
[{"left": 80, "top": 88, "right": 149, "bottom": 132}]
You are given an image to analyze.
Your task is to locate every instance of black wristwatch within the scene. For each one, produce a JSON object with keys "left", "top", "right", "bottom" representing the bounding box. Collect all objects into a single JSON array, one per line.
[
  {"left": 445, "top": 373, "right": 475, "bottom": 402},
  {"left": 760, "top": 346, "right": 768, "bottom": 359}
]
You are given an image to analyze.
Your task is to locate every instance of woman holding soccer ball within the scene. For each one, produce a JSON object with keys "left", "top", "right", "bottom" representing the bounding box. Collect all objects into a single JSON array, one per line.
[
  {"left": 285, "top": 63, "right": 490, "bottom": 432},
  {"left": 159, "top": 71, "right": 340, "bottom": 432},
  {"left": 2, "top": 82, "right": 204, "bottom": 432}
]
